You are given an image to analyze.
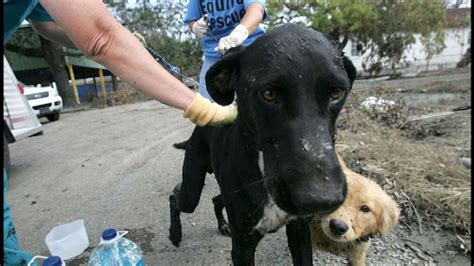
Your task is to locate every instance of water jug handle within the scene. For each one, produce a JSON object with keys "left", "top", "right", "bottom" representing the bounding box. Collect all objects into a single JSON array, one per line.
[
  {"left": 28, "top": 255, "right": 48, "bottom": 266},
  {"left": 117, "top": 230, "right": 129, "bottom": 239}
]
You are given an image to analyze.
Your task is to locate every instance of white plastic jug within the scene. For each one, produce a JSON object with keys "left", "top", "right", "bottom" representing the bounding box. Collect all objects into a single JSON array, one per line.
[{"left": 45, "top": 219, "right": 89, "bottom": 260}]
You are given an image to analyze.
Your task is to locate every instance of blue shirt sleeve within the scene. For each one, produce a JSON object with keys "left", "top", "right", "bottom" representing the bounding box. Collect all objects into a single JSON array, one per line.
[
  {"left": 184, "top": 0, "right": 204, "bottom": 25},
  {"left": 27, "top": 3, "right": 53, "bottom": 22},
  {"left": 244, "top": 0, "right": 267, "bottom": 20}
]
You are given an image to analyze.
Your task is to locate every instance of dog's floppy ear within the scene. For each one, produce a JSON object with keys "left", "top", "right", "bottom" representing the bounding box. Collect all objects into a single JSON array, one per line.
[
  {"left": 377, "top": 194, "right": 400, "bottom": 236},
  {"left": 326, "top": 28, "right": 357, "bottom": 85},
  {"left": 205, "top": 46, "right": 245, "bottom": 105},
  {"left": 328, "top": 27, "right": 340, "bottom": 43},
  {"left": 342, "top": 55, "right": 357, "bottom": 86}
]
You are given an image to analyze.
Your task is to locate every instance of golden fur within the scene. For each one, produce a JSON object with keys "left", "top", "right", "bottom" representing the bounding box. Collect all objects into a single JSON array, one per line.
[{"left": 310, "top": 154, "right": 400, "bottom": 266}]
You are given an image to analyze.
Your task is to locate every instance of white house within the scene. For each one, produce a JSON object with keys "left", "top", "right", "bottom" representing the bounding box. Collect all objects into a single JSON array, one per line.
[{"left": 344, "top": 8, "right": 471, "bottom": 76}]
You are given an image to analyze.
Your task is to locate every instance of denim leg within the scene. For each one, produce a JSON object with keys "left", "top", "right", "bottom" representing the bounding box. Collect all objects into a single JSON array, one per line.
[{"left": 198, "top": 56, "right": 220, "bottom": 102}]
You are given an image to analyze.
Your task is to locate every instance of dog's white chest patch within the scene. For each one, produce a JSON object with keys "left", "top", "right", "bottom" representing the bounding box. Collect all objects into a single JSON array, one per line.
[
  {"left": 255, "top": 152, "right": 295, "bottom": 234},
  {"left": 255, "top": 198, "right": 294, "bottom": 234}
]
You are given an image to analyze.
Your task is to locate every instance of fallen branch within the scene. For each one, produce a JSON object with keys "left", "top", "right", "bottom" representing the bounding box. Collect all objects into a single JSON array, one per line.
[
  {"left": 406, "top": 108, "right": 470, "bottom": 122},
  {"left": 401, "top": 190, "right": 423, "bottom": 234}
]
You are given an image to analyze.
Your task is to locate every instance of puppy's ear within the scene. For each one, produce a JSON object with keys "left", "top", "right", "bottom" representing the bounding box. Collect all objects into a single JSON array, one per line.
[
  {"left": 342, "top": 55, "right": 357, "bottom": 86},
  {"left": 377, "top": 194, "right": 400, "bottom": 236},
  {"left": 205, "top": 46, "right": 245, "bottom": 105}
]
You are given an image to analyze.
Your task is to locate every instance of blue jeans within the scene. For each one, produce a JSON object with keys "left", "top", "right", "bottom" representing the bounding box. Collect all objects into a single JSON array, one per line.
[
  {"left": 4, "top": 169, "right": 35, "bottom": 266},
  {"left": 198, "top": 56, "right": 220, "bottom": 102}
]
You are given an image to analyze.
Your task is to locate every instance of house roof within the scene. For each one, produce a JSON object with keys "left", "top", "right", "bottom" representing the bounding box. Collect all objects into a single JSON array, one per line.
[{"left": 445, "top": 8, "right": 471, "bottom": 28}]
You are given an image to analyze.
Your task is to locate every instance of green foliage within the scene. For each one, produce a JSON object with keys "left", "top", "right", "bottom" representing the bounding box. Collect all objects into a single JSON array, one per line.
[
  {"left": 268, "top": 0, "right": 448, "bottom": 75},
  {"left": 7, "top": 27, "right": 42, "bottom": 50},
  {"left": 148, "top": 33, "right": 203, "bottom": 77},
  {"left": 105, "top": 0, "right": 203, "bottom": 77}
]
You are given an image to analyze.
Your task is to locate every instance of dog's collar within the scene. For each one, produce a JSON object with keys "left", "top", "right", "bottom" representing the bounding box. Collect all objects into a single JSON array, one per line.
[{"left": 355, "top": 233, "right": 376, "bottom": 243}]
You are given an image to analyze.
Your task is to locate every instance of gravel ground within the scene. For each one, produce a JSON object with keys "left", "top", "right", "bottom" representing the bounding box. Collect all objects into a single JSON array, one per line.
[{"left": 6, "top": 71, "right": 470, "bottom": 265}]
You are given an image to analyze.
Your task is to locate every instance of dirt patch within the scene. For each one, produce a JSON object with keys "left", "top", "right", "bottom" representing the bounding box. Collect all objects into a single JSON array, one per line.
[
  {"left": 123, "top": 227, "right": 156, "bottom": 254},
  {"left": 335, "top": 73, "right": 471, "bottom": 257}
]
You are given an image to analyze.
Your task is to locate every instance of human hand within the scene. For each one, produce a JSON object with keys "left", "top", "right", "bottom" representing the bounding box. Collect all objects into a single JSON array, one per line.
[
  {"left": 214, "top": 24, "right": 249, "bottom": 54},
  {"left": 191, "top": 16, "right": 208, "bottom": 38},
  {"left": 184, "top": 93, "right": 238, "bottom": 127}
]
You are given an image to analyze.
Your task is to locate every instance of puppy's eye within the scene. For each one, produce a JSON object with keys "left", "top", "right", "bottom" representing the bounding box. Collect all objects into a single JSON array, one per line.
[
  {"left": 330, "top": 88, "right": 345, "bottom": 101},
  {"left": 360, "top": 205, "right": 371, "bottom": 213},
  {"left": 261, "top": 89, "right": 277, "bottom": 102}
]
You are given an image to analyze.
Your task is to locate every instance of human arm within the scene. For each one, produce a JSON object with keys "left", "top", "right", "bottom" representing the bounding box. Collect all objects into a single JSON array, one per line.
[
  {"left": 184, "top": 0, "right": 207, "bottom": 38},
  {"left": 239, "top": 3, "right": 265, "bottom": 35},
  {"left": 39, "top": 0, "right": 236, "bottom": 125},
  {"left": 30, "top": 21, "right": 76, "bottom": 48},
  {"left": 188, "top": 16, "right": 208, "bottom": 38},
  {"left": 26, "top": 2, "right": 75, "bottom": 47},
  {"left": 215, "top": 3, "right": 265, "bottom": 53}
]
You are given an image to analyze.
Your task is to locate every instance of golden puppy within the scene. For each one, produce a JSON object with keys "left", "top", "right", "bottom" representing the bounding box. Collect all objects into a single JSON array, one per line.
[{"left": 310, "top": 155, "right": 399, "bottom": 266}]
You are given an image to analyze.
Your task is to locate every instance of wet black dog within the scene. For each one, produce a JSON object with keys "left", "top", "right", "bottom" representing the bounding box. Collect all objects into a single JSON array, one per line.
[{"left": 169, "top": 24, "right": 356, "bottom": 265}]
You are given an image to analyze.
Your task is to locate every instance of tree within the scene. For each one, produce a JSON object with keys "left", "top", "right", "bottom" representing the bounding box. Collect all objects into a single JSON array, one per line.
[
  {"left": 421, "top": 32, "right": 446, "bottom": 71},
  {"left": 105, "top": 1, "right": 202, "bottom": 77},
  {"left": 267, "top": 0, "right": 448, "bottom": 76}
]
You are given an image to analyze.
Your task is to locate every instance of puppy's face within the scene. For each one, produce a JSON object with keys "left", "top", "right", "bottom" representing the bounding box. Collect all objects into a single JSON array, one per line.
[
  {"left": 206, "top": 24, "right": 357, "bottom": 216},
  {"left": 320, "top": 172, "right": 399, "bottom": 242}
]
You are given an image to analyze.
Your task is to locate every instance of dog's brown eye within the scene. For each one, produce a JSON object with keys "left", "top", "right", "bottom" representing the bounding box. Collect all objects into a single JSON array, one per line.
[
  {"left": 262, "top": 89, "right": 277, "bottom": 102},
  {"left": 330, "top": 88, "right": 344, "bottom": 101},
  {"left": 360, "top": 205, "right": 371, "bottom": 213}
]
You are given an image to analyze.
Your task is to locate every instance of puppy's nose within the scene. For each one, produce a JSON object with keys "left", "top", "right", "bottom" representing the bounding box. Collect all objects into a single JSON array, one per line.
[{"left": 329, "top": 219, "right": 348, "bottom": 236}]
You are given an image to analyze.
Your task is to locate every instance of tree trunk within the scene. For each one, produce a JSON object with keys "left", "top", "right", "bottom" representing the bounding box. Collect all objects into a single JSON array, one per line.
[
  {"left": 111, "top": 74, "right": 118, "bottom": 92},
  {"left": 39, "top": 37, "right": 77, "bottom": 108}
]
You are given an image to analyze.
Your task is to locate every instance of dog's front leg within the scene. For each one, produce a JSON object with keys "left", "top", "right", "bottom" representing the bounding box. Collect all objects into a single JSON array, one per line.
[
  {"left": 286, "top": 218, "right": 313, "bottom": 266},
  {"left": 212, "top": 194, "right": 231, "bottom": 236},
  {"left": 231, "top": 231, "right": 263, "bottom": 266},
  {"left": 169, "top": 192, "right": 182, "bottom": 247},
  {"left": 346, "top": 241, "right": 369, "bottom": 266}
]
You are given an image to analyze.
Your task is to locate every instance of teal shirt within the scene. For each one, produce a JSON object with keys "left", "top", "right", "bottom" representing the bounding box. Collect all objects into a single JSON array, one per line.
[{"left": 3, "top": 0, "right": 53, "bottom": 45}]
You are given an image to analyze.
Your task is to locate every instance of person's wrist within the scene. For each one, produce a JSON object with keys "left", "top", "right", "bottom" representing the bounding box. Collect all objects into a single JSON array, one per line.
[
  {"left": 183, "top": 93, "right": 238, "bottom": 126},
  {"left": 233, "top": 24, "right": 249, "bottom": 39}
]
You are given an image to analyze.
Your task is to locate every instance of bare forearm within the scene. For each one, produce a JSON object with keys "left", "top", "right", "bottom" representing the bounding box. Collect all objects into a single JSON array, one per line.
[
  {"left": 30, "top": 21, "right": 76, "bottom": 48},
  {"left": 240, "top": 3, "right": 265, "bottom": 34},
  {"left": 39, "top": 0, "right": 194, "bottom": 110},
  {"left": 88, "top": 23, "right": 195, "bottom": 110}
]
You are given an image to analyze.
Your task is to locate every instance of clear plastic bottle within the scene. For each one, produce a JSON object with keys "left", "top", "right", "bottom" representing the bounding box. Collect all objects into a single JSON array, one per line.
[
  {"left": 88, "top": 228, "right": 143, "bottom": 266},
  {"left": 117, "top": 235, "right": 144, "bottom": 266}
]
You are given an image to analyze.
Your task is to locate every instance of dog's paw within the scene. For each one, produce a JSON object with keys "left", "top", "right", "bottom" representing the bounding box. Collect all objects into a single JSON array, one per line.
[
  {"left": 172, "top": 139, "right": 188, "bottom": 150},
  {"left": 218, "top": 222, "right": 231, "bottom": 237},
  {"left": 168, "top": 230, "right": 182, "bottom": 247}
]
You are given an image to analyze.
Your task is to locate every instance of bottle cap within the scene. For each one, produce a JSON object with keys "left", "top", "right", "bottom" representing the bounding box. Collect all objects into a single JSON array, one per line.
[
  {"left": 101, "top": 228, "right": 117, "bottom": 240},
  {"left": 43, "top": 256, "right": 62, "bottom": 266}
]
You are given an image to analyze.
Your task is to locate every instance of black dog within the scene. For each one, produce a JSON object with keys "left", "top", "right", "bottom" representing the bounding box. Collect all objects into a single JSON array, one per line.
[{"left": 169, "top": 24, "right": 357, "bottom": 265}]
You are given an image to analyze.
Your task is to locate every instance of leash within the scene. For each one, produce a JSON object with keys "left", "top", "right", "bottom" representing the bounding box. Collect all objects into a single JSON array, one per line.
[
  {"left": 132, "top": 12, "right": 229, "bottom": 90},
  {"left": 132, "top": 32, "right": 203, "bottom": 90}
]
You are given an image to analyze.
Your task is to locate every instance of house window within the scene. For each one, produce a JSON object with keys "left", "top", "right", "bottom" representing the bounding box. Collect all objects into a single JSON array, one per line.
[{"left": 351, "top": 41, "right": 362, "bottom": 57}]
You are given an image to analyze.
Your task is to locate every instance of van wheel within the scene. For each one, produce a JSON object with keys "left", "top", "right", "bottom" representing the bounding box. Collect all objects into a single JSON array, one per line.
[
  {"left": 47, "top": 113, "right": 60, "bottom": 122},
  {"left": 4, "top": 133, "right": 10, "bottom": 174}
]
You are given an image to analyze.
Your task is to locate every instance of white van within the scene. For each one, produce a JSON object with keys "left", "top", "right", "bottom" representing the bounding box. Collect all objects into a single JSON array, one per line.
[
  {"left": 23, "top": 81, "right": 63, "bottom": 121},
  {"left": 3, "top": 56, "right": 43, "bottom": 172}
]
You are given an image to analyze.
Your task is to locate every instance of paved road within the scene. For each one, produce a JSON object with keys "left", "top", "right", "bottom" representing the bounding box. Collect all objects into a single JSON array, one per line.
[{"left": 7, "top": 71, "right": 470, "bottom": 264}]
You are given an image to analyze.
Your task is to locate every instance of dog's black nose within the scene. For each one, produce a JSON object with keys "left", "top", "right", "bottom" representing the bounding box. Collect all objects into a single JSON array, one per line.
[{"left": 329, "top": 219, "right": 348, "bottom": 236}]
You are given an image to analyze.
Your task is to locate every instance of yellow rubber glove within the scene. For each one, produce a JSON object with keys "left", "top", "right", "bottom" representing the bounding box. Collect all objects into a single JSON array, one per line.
[{"left": 184, "top": 93, "right": 238, "bottom": 127}]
